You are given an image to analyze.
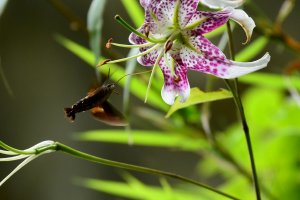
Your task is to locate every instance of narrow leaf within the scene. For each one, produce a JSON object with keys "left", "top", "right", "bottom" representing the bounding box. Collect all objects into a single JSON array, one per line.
[
  {"left": 239, "top": 72, "right": 300, "bottom": 90},
  {"left": 166, "top": 88, "right": 233, "bottom": 118},
  {"left": 0, "top": 0, "right": 8, "bottom": 18},
  {"left": 123, "top": 48, "right": 139, "bottom": 115},
  {"left": 79, "top": 178, "right": 201, "bottom": 200},
  {"left": 87, "top": 0, "right": 107, "bottom": 63},
  {"left": 121, "top": 0, "right": 144, "bottom": 27},
  {"left": 76, "top": 130, "right": 208, "bottom": 151},
  {"left": 235, "top": 36, "right": 269, "bottom": 62}
]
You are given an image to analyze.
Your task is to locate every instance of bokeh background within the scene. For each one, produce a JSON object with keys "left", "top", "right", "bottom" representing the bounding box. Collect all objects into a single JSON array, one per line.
[{"left": 0, "top": 0, "right": 299, "bottom": 200}]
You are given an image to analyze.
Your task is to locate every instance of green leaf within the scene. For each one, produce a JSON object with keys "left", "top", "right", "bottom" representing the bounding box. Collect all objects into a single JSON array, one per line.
[
  {"left": 235, "top": 36, "right": 269, "bottom": 62},
  {"left": 79, "top": 178, "right": 202, "bottom": 200},
  {"left": 76, "top": 130, "right": 208, "bottom": 151},
  {"left": 123, "top": 48, "right": 139, "bottom": 115},
  {"left": 0, "top": 0, "right": 8, "bottom": 18},
  {"left": 166, "top": 88, "right": 232, "bottom": 118},
  {"left": 121, "top": 0, "right": 144, "bottom": 27},
  {"left": 54, "top": 34, "right": 168, "bottom": 111},
  {"left": 239, "top": 73, "right": 300, "bottom": 90},
  {"left": 87, "top": 0, "right": 107, "bottom": 63}
]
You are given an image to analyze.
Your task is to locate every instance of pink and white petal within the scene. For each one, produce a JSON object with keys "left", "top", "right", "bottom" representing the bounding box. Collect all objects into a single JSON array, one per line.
[
  {"left": 174, "top": 63, "right": 190, "bottom": 102},
  {"left": 220, "top": 52, "right": 270, "bottom": 79},
  {"left": 143, "top": 0, "right": 176, "bottom": 26},
  {"left": 178, "top": 45, "right": 230, "bottom": 77},
  {"left": 137, "top": 47, "right": 162, "bottom": 66},
  {"left": 178, "top": 0, "right": 200, "bottom": 28},
  {"left": 140, "top": 0, "right": 151, "bottom": 8},
  {"left": 159, "top": 55, "right": 191, "bottom": 104},
  {"left": 229, "top": 9, "right": 255, "bottom": 44},
  {"left": 129, "top": 20, "right": 158, "bottom": 44},
  {"left": 189, "top": 35, "right": 227, "bottom": 61},
  {"left": 200, "top": 0, "right": 245, "bottom": 9},
  {"left": 188, "top": 8, "right": 233, "bottom": 34},
  {"left": 160, "top": 58, "right": 177, "bottom": 105},
  {"left": 129, "top": 32, "right": 147, "bottom": 45}
]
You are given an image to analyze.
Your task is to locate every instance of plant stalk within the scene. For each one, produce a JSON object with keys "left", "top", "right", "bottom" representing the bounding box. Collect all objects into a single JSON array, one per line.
[
  {"left": 226, "top": 22, "right": 261, "bottom": 200},
  {"left": 0, "top": 140, "right": 239, "bottom": 200}
]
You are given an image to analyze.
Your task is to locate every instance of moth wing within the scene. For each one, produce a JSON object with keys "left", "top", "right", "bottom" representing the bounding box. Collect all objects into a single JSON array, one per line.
[{"left": 91, "top": 101, "right": 128, "bottom": 126}]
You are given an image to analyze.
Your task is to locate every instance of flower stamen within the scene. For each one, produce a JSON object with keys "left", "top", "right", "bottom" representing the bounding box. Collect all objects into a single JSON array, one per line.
[
  {"left": 164, "top": 40, "right": 173, "bottom": 53},
  {"left": 98, "top": 44, "right": 162, "bottom": 66},
  {"left": 144, "top": 49, "right": 165, "bottom": 103},
  {"left": 106, "top": 38, "right": 113, "bottom": 48},
  {"left": 109, "top": 41, "right": 154, "bottom": 49}
]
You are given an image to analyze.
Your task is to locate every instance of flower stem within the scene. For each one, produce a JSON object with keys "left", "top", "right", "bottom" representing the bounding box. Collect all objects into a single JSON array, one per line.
[
  {"left": 226, "top": 22, "right": 261, "bottom": 200},
  {"left": 0, "top": 140, "right": 239, "bottom": 199},
  {"left": 0, "top": 141, "right": 35, "bottom": 155},
  {"left": 55, "top": 142, "right": 239, "bottom": 200}
]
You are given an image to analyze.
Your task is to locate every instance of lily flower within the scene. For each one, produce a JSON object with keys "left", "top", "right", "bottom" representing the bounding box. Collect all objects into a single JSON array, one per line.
[
  {"left": 100, "top": 0, "right": 270, "bottom": 105},
  {"left": 0, "top": 140, "right": 55, "bottom": 186},
  {"left": 200, "top": 0, "right": 245, "bottom": 9}
]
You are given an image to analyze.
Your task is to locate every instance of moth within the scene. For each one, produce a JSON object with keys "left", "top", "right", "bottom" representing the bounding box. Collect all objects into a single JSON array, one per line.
[
  {"left": 64, "top": 70, "right": 150, "bottom": 126},
  {"left": 64, "top": 72, "right": 127, "bottom": 126}
]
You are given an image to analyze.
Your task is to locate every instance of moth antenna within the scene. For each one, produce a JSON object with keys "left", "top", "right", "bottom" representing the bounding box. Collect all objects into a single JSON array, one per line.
[{"left": 115, "top": 70, "right": 152, "bottom": 84}]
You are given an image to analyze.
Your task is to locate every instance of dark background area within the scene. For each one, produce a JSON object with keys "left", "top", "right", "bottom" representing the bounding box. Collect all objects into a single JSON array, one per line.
[{"left": 0, "top": 0, "right": 299, "bottom": 200}]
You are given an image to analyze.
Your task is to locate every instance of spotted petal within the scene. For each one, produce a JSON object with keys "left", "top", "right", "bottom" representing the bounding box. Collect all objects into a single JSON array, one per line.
[
  {"left": 177, "top": 0, "right": 200, "bottom": 28},
  {"left": 160, "top": 55, "right": 190, "bottom": 105},
  {"left": 176, "top": 35, "right": 230, "bottom": 77},
  {"left": 179, "top": 35, "right": 269, "bottom": 79},
  {"left": 200, "top": 0, "right": 245, "bottom": 9},
  {"left": 137, "top": 47, "right": 162, "bottom": 66},
  {"left": 186, "top": 8, "right": 232, "bottom": 35}
]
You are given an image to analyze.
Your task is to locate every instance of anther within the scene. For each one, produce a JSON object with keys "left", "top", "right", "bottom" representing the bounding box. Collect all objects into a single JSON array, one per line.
[
  {"left": 164, "top": 40, "right": 173, "bottom": 53},
  {"left": 97, "top": 59, "right": 111, "bottom": 67},
  {"left": 106, "top": 38, "right": 113, "bottom": 49},
  {"left": 174, "top": 75, "right": 181, "bottom": 83},
  {"left": 145, "top": 25, "right": 150, "bottom": 38}
]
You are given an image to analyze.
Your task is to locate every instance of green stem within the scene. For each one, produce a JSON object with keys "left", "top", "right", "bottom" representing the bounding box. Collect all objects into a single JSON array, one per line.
[
  {"left": 226, "top": 22, "right": 236, "bottom": 61},
  {"left": 52, "top": 142, "right": 239, "bottom": 200},
  {"left": 0, "top": 140, "right": 239, "bottom": 199},
  {"left": 226, "top": 22, "right": 261, "bottom": 200},
  {"left": 0, "top": 141, "right": 35, "bottom": 155}
]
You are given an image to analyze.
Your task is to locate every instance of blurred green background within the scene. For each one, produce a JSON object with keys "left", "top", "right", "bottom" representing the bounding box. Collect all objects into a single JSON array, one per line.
[{"left": 0, "top": 0, "right": 299, "bottom": 200}]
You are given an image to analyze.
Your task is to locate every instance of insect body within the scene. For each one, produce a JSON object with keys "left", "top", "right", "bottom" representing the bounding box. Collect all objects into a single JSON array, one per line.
[{"left": 64, "top": 82, "right": 127, "bottom": 126}]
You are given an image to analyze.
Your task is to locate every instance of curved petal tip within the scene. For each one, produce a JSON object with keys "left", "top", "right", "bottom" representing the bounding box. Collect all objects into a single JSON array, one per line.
[
  {"left": 222, "top": 52, "right": 271, "bottom": 79},
  {"left": 229, "top": 9, "right": 255, "bottom": 44},
  {"left": 161, "top": 85, "right": 176, "bottom": 105}
]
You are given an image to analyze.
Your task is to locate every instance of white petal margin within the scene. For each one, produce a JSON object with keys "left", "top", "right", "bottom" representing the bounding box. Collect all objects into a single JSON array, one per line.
[
  {"left": 161, "top": 85, "right": 177, "bottom": 105},
  {"left": 161, "top": 82, "right": 191, "bottom": 105},
  {"left": 200, "top": 0, "right": 245, "bottom": 9},
  {"left": 221, "top": 52, "right": 271, "bottom": 79},
  {"left": 178, "top": 82, "right": 191, "bottom": 103},
  {"left": 229, "top": 9, "right": 255, "bottom": 44}
]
